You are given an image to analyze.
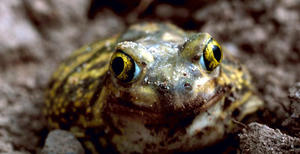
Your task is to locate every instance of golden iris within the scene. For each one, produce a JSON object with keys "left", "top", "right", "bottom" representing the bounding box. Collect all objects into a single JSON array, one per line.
[
  {"left": 110, "top": 50, "right": 140, "bottom": 82},
  {"left": 201, "top": 38, "right": 223, "bottom": 71}
]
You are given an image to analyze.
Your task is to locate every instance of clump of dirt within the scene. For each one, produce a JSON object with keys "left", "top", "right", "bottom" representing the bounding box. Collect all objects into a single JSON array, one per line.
[
  {"left": 282, "top": 82, "right": 300, "bottom": 137},
  {"left": 0, "top": 0, "right": 299, "bottom": 153},
  {"left": 239, "top": 122, "right": 300, "bottom": 153}
]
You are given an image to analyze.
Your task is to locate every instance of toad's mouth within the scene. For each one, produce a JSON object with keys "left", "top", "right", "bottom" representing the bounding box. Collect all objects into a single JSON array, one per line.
[{"left": 104, "top": 85, "right": 230, "bottom": 125}]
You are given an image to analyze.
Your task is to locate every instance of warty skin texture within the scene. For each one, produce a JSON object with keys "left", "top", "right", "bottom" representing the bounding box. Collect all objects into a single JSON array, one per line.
[{"left": 45, "top": 22, "right": 263, "bottom": 153}]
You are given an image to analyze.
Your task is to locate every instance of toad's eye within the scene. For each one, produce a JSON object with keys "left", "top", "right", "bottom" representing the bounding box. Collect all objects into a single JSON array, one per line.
[
  {"left": 181, "top": 33, "right": 223, "bottom": 72},
  {"left": 110, "top": 50, "right": 141, "bottom": 82},
  {"left": 200, "top": 38, "right": 223, "bottom": 71}
]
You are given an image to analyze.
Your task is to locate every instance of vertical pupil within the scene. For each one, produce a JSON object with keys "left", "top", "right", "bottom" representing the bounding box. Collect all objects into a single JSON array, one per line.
[
  {"left": 112, "top": 57, "right": 124, "bottom": 76},
  {"left": 212, "top": 45, "right": 221, "bottom": 62}
]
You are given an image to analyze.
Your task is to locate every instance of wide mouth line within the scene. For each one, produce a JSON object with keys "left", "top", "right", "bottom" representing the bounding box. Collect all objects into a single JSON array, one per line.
[{"left": 106, "top": 86, "right": 229, "bottom": 122}]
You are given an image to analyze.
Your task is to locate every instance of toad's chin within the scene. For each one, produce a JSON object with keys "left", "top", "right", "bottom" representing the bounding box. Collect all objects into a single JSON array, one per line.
[{"left": 104, "top": 91, "right": 230, "bottom": 154}]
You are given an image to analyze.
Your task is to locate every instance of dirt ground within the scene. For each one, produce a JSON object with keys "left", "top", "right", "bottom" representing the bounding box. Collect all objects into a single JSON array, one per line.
[{"left": 0, "top": 0, "right": 299, "bottom": 153}]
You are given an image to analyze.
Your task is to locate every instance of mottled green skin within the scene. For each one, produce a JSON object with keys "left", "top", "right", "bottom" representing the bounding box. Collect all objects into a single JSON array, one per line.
[{"left": 45, "top": 22, "right": 263, "bottom": 153}]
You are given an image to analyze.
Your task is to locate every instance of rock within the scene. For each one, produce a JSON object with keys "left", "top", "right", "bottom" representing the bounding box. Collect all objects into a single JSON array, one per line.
[
  {"left": 289, "top": 83, "right": 300, "bottom": 99},
  {"left": 41, "top": 130, "right": 84, "bottom": 154},
  {"left": 289, "top": 82, "right": 300, "bottom": 118},
  {"left": 155, "top": 4, "right": 189, "bottom": 19},
  {"left": 273, "top": 7, "right": 299, "bottom": 25},
  {"left": 0, "top": 131, "right": 14, "bottom": 154},
  {"left": 0, "top": 69, "right": 46, "bottom": 153},
  {"left": 239, "top": 122, "right": 300, "bottom": 154},
  {"left": 281, "top": 82, "right": 300, "bottom": 137},
  {"left": 78, "top": 9, "right": 124, "bottom": 45},
  {"left": 23, "top": 0, "right": 91, "bottom": 60},
  {"left": 0, "top": 0, "right": 45, "bottom": 68}
]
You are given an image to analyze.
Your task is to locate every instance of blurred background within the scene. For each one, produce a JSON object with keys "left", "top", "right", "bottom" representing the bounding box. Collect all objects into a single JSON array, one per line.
[{"left": 0, "top": 0, "right": 299, "bottom": 153}]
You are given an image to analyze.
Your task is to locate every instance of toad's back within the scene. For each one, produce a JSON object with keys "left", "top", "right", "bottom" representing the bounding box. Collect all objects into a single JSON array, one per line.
[{"left": 45, "top": 22, "right": 263, "bottom": 153}]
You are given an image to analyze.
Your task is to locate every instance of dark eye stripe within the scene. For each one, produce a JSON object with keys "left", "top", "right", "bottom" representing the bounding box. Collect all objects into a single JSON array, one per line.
[{"left": 212, "top": 45, "right": 221, "bottom": 62}]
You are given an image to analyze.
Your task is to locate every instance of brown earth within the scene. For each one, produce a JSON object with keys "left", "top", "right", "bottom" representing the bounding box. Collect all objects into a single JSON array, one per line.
[{"left": 0, "top": 0, "right": 299, "bottom": 153}]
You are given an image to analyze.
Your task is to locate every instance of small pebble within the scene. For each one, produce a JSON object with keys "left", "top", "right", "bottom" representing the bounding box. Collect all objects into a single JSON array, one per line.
[{"left": 41, "top": 130, "right": 84, "bottom": 154}]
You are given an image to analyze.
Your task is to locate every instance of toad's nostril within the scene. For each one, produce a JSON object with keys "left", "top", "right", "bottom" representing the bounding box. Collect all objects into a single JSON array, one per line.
[{"left": 184, "top": 82, "right": 193, "bottom": 91}]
